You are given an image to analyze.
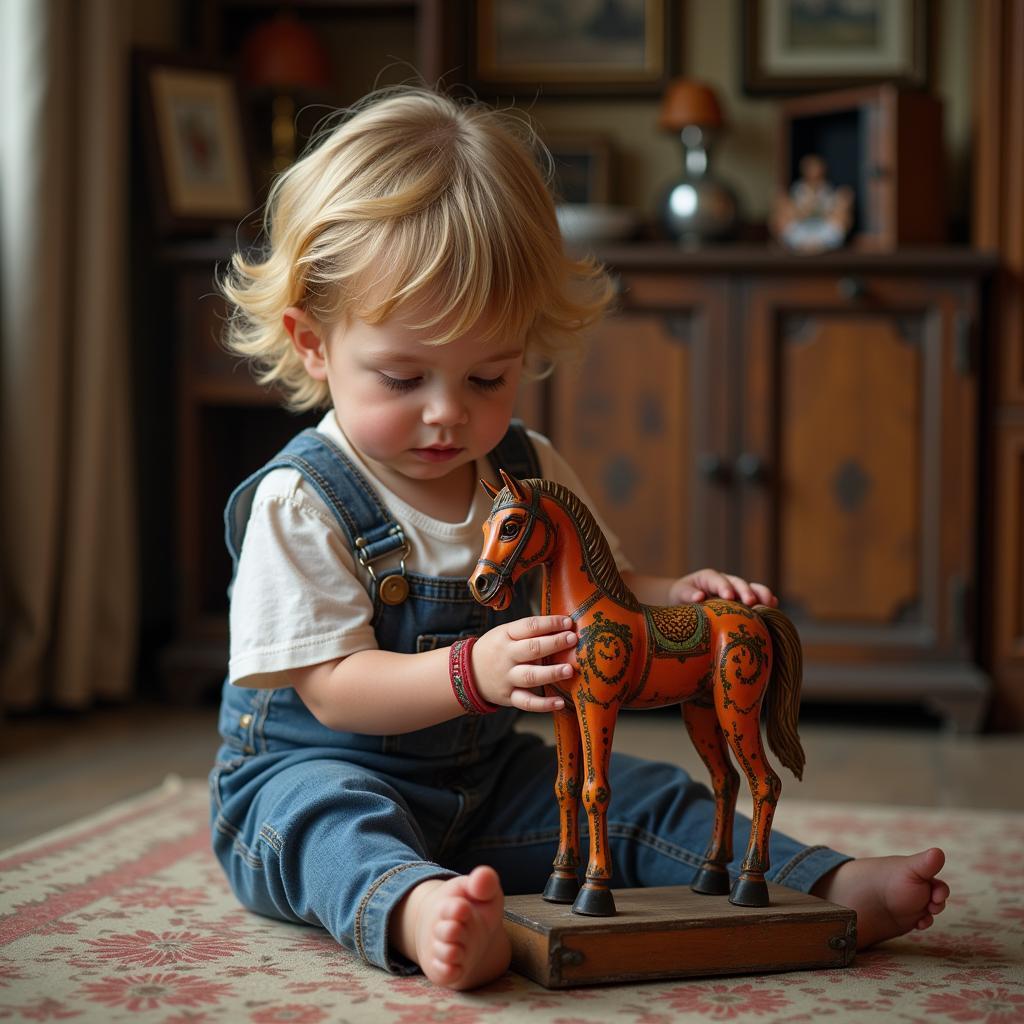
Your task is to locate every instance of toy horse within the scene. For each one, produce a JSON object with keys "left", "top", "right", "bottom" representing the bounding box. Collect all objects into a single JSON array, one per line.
[{"left": 471, "top": 471, "right": 805, "bottom": 917}]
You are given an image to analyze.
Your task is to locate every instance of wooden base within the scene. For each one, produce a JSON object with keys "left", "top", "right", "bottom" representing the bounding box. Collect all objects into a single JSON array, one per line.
[{"left": 503, "top": 883, "right": 856, "bottom": 988}]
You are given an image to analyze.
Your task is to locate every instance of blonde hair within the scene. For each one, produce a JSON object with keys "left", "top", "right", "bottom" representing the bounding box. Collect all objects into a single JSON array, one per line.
[{"left": 220, "top": 87, "right": 615, "bottom": 411}]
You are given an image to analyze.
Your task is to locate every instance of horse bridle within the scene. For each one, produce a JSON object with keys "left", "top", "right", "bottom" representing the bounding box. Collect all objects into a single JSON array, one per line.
[{"left": 478, "top": 483, "right": 555, "bottom": 591}]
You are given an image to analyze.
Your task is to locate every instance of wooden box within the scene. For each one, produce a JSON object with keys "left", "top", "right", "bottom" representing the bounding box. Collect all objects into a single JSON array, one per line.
[
  {"left": 778, "top": 85, "right": 946, "bottom": 250},
  {"left": 503, "top": 884, "right": 856, "bottom": 988}
]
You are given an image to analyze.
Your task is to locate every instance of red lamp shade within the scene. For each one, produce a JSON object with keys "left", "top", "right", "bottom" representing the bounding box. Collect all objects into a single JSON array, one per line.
[
  {"left": 658, "top": 79, "right": 724, "bottom": 132},
  {"left": 240, "top": 12, "right": 331, "bottom": 92}
]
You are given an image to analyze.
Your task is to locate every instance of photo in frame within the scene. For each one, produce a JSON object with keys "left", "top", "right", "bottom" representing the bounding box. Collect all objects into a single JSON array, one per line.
[
  {"left": 136, "top": 53, "right": 255, "bottom": 234},
  {"left": 471, "top": 0, "right": 679, "bottom": 96},
  {"left": 545, "top": 135, "right": 613, "bottom": 205},
  {"left": 742, "top": 0, "right": 930, "bottom": 96}
]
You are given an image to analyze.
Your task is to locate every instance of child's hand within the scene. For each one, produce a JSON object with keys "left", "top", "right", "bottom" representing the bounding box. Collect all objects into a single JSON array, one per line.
[
  {"left": 471, "top": 616, "right": 577, "bottom": 713},
  {"left": 669, "top": 569, "right": 778, "bottom": 608}
]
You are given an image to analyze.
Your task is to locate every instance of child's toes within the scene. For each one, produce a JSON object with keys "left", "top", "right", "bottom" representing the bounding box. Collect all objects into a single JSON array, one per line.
[
  {"left": 429, "top": 958, "right": 460, "bottom": 985},
  {"left": 913, "top": 848, "right": 945, "bottom": 877},
  {"left": 439, "top": 896, "right": 472, "bottom": 925},
  {"left": 434, "top": 939, "right": 464, "bottom": 966},
  {"left": 465, "top": 865, "right": 502, "bottom": 903},
  {"left": 434, "top": 919, "right": 464, "bottom": 943}
]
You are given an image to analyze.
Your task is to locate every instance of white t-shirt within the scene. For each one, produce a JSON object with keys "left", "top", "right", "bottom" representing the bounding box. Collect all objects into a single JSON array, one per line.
[{"left": 228, "top": 411, "right": 632, "bottom": 687}]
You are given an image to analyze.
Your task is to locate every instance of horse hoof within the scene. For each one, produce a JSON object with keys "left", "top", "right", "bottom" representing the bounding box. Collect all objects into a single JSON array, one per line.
[
  {"left": 572, "top": 884, "right": 617, "bottom": 916},
  {"left": 691, "top": 863, "right": 731, "bottom": 896},
  {"left": 729, "top": 874, "right": 770, "bottom": 907},
  {"left": 542, "top": 872, "right": 580, "bottom": 904}
]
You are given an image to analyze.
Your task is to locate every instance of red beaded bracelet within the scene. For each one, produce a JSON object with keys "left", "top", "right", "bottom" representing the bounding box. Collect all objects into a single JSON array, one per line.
[{"left": 449, "top": 637, "right": 497, "bottom": 715}]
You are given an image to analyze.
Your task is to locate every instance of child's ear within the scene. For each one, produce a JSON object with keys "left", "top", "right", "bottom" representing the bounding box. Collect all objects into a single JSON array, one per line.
[{"left": 283, "top": 306, "right": 328, "bottom": 380}]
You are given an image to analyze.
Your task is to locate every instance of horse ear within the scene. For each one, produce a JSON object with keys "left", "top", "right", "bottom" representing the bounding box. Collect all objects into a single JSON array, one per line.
[
  {"left": 480, "top": 478, "right": 500, "bottom": 500},
  {"left": 499, "top": 469, "right": 525, "bottom": 501}
]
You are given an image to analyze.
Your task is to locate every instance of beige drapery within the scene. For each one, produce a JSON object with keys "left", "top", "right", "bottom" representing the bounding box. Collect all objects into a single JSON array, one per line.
[{"left": 1, "top": 0, "right": 137, "bottom": 710}]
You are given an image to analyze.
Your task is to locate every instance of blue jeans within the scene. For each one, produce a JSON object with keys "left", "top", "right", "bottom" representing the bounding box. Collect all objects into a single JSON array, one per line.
[{"left": 211, "top": 719, "right": 848, "bottom": 973}]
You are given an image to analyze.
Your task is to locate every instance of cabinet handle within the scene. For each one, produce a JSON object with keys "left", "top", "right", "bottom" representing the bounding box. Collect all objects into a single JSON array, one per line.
[
  {"left": 698, "top": 453, "right": 732, "bottom": 484},
  {"left": 735, "top": 452, "right": 770, "bottom": 485},
  {"left": 838, "top": 276, "right": 866, "bottom": 301}
]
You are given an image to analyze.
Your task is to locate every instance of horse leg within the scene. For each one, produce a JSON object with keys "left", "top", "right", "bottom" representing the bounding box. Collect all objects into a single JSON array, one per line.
[
  {"left": 571, "top": 699, "right": 619, "bottom": 916},
  {"left": 682, "top": 700, "right": 740, "bottom": 896},
  {"left": 542, "top": 699, "right": 583, "bottom": 903},
  {"left": 719, "top": 697, "right": 782, "bottom": 908}
]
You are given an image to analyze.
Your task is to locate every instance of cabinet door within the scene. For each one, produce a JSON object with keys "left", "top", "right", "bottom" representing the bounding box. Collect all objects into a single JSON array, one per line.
[
  {"left": 548, "top": 275, "right": 729, "bottom": 577},
  {"left": 738, "top": 275, "right": 979, "bottom": 666}
]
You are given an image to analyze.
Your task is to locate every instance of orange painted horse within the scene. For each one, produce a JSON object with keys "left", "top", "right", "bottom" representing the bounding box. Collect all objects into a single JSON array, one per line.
[{"left": 471, "top": 471, "right": 806, "bottom": 917}]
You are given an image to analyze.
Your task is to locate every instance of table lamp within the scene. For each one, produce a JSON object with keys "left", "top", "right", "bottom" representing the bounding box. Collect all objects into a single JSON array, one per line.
[
  {"left": 657, "top": 78, "right": 739, "bottom": 245},
  {"left": 240, "top": 11, "right": 332, "bottom": 173}
]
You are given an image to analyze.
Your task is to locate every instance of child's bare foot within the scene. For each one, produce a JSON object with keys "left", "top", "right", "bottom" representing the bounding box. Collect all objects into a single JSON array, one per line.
[
  {"left": 811, "top": 847, "right": 949, "bottom": 949},
  {"left": 393, "top": 866, "right": 511, "bottom": 990}
]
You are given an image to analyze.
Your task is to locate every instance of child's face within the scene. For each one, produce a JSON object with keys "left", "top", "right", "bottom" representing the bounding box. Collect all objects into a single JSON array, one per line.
[{"left": 320, "top": 306, "right": 525, "bottom": 488}]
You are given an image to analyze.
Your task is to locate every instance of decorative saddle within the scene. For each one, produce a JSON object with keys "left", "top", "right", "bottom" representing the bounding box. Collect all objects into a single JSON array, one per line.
[{"left": 645, "top": 604, "right": 709, "bottom": 655}]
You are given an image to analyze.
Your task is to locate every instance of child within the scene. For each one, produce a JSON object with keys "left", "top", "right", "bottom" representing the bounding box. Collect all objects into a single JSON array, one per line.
[{"left": 211, "top": 87, "right": 948, "bottom": 991}]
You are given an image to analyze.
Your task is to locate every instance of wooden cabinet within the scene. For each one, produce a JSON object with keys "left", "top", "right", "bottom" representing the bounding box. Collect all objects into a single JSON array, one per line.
[{"left": 548, "top": 246, "right": 995, "bottom": 731}]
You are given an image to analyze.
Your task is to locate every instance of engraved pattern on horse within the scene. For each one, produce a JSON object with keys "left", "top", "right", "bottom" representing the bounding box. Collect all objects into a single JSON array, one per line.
[{"left": 577, "top": 612, "right": 634, "bottom": 707}]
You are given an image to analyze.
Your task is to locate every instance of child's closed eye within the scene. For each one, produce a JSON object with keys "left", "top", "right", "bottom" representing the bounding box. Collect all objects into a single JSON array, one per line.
[
  {"left": 378, "top": 373, "right": 421, "bottom": 393},
  {"left": 470, "top": 375, "right": 506, "bottom": 392},
  {"left": 376, "top": 372, "right": 507, "bottom": 393}
]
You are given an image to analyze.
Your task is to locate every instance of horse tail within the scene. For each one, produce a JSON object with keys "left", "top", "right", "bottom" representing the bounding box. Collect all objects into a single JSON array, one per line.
[{"left": 755, "top": 604, "right": 806, "bottom": 781}]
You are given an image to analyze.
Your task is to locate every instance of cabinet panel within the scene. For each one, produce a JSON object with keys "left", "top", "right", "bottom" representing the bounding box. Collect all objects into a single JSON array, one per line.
[
  {"left": 778, "top": 313, "right": 920, "bottom": 624},
  {"left": 549, "top": 314, "right": 694, "bottom": 576},
  {"left": 740, "top": 276, "right": 978, "bottom": 667}
]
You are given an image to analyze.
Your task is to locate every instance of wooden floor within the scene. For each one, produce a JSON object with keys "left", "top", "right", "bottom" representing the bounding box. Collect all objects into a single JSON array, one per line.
[{"left": 2, "top": 702, "right": 1022, "bottom": 850}]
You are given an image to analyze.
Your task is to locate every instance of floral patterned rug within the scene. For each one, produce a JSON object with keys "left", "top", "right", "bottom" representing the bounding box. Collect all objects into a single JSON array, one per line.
[{"left": 2, "top": 776, "right": 1022, "bottom": 1023}]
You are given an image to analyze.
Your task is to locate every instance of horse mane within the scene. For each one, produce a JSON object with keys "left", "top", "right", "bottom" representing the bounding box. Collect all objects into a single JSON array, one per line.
[{"left": 498, "top": 479, "right": 640, "bottom": 610}]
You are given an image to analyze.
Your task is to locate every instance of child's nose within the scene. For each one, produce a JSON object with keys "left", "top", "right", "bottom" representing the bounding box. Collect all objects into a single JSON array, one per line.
[{"left": 423, "top": 386, "right": 468, "bottom": 426}]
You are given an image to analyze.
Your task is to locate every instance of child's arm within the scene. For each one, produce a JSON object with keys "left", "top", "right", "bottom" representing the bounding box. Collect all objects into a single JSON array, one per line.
[
  {"left": 291, "top": 614, "right": 576, "bottom": 734},
  {"left": 623, "top": 569, "right": 779, "bottom": 608}
]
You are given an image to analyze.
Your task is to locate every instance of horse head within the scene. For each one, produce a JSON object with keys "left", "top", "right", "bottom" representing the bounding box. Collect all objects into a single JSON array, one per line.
[{"left": 470, "top": 469, "right": 555, "bottom": 611}]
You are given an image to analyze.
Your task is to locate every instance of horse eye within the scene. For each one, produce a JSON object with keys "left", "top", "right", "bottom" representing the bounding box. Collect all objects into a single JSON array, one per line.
[{"left": 500, "top": 520, "right": 520, "bottom": 540}]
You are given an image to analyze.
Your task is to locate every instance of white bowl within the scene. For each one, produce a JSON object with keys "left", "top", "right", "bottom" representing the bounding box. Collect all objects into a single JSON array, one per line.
[{"left": 556, "top": 204, "right": 638, "bottom": 243}]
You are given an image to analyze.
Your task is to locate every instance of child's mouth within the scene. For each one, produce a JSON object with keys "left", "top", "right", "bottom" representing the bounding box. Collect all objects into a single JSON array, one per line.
[{"left": 412, "top": 446, "right": 463, "bottom": 463}]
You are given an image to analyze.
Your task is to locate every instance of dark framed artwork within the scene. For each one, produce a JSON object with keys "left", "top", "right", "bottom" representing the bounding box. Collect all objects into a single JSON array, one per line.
[
  {"left": 136, "top": 52, "right": 255, "bottom": 234},
  {"left": 742, "top": 0, "right": 930, "bottom": 96},
  {"left": 546, "top": 135, "right": 613, "bottom": 204},
  {"left": 470, "top": 0, "right": 680, "bottom": 97}
]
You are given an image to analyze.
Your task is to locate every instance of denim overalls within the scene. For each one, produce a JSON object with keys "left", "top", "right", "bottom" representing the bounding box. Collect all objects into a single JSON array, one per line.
[{"left": 210, "top": 422, "right": 849, "bottom": 974}]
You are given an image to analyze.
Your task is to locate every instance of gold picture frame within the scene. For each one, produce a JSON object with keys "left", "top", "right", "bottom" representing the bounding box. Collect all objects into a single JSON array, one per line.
[
  {"left": 137, "top": 52, "right": 255, "bottom": 234},
  {"left": 742, "top": 0, "right": 931, "bottom": 96},
  {"left": 471, "top": 0, "right": 680, "bottom": 97}
]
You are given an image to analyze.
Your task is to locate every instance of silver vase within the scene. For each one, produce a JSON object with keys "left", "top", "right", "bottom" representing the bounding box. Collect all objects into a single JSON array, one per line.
[{"left": 660, "top": 125, "right": 739, "bottom": 246}]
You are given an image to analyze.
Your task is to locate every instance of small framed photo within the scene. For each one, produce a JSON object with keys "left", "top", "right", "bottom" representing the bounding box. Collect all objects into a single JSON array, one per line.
[
  {"left": 471, "top": 0, "right": 679, "bottom": 97},
  {"left": 136, "top": 52, "right": 255, "bottom": 234},
  {"left": 742, "top": 0, "right": 930, "bottom": 96},
  {"left": 546, "top": 135, "right": 613, "bottom": 205}
]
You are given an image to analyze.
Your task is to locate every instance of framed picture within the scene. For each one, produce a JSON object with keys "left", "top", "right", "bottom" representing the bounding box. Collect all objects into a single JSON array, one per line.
[
  {"left": 742, "top": 0, "right": 930, "bottom": 96},
  {"left": 470, "top": 0, "right": 680, "bottom": 97},
  {"left": 546, "top": 135, "right": 613, "bottom": 204},
  {"left": 136, "top": 52, "right": 255, "bottom": 234}
]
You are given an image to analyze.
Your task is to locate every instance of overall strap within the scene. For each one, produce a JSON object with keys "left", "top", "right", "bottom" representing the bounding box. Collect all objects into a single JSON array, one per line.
[
  {"left": 487, "top": 418, "right": 541, "bottom": 481},
  {"left": 224, "top": 420, "right": 540, "bottom": 583},
  {"left": 223, "top": 429, "right": 407, "bottom": 583}
]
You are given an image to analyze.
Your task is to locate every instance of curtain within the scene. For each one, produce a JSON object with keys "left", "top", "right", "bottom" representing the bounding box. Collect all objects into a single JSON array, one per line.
[{"left": 0, "top": 0, "right": 137, "bottom": 710}]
